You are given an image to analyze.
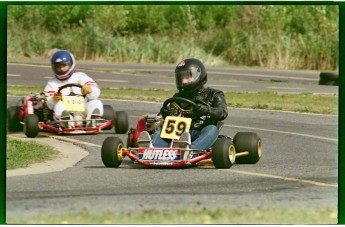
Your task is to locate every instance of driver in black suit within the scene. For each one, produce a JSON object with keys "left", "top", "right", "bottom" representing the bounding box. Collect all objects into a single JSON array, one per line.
[{"left": 139, "top": 58, "right": 228, "bottom": 150}]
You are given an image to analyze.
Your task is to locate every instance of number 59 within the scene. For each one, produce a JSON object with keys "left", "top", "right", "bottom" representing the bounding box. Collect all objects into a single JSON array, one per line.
[{"left": 160, "top": 116, "right": 192, "bottom": 140}]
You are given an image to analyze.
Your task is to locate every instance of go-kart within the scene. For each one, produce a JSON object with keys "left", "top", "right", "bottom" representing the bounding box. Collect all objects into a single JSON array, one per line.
[
  {"left": 7, "top": 83, "right": 129, "bottom": 138},
  {"left": 101, "top": 97, "right": 262, "bottom": 169}
]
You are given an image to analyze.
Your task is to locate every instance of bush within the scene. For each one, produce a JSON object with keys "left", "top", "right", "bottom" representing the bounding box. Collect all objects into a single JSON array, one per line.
[{"left": 7, "top": 5, "right": 338, "bottom": 70}]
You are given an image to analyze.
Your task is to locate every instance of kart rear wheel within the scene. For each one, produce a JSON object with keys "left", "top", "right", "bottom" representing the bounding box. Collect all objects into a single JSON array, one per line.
[
  {"left": 23, "top": 114, "right": 39, "bottom": 138},
  {"left": 7, "top": 106, "right": 23, "bottom": 132},
  {"left": 233, "top": 132, "right": 262, "bottom": 164},
  {"left": 212, "top": 138, "right": 236, "bottom": 169},
  {"left": 103, "top": 105, "right": 115, "bottom": 130},
  {"left": 115, "top": 111, "right": 129, "bottom": 134},
  {"left": 101, "top": 137, "right": 124, "bottom": 168}
]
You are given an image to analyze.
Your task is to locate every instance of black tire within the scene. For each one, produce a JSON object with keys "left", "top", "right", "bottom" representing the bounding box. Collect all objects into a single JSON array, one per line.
[
  {"left": 115, "top": 111, "right": 129, "bottom": 134},
  {"left": 318, "top": 79, "right": 338, "bottom": 86},
  {"left": 23, "top": 114, "right": 39, "bottom": 138},
  {"left": 319, "top": 72, "right": 338, "bottom": 81},
  {"left": 101, "top": 137, "right": 124, "bottom": 168},
  {"left": 212, "top": 137, "right": 236, "bottom": 169},
  {"left": 233, "top": 132, "right": 262, "bottom": 164},
  {"left": 7, "top": 106, "right": 23, "bottom": 132},
  {"left": 103, "top": 105, "right": 115, "bottom": 130}
]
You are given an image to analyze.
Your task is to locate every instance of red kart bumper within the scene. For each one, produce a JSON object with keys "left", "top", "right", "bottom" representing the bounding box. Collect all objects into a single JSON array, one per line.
[
  {"left": 122, "top": 147, "right": 213, "bottom": 167},
  {"left": 39, "top": 120, "right": 113, "bottom": 135}
]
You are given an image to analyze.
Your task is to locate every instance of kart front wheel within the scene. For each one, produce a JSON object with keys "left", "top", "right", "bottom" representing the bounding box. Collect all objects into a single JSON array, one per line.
[
  {"left": 115, "top": 111, "right": 129, "bottom": 134},
  {"left": 7, "top": 106, "right": 23, "bottom": 132},
  {"left": 23, "top": 114, "right": 39, "bottom": 138},
  {"left": 233, "top": 132, "right": 262, "bottom": 164},
  {"left": 212, "top": 137, "right": 236, "bottom": 169},
  {"left": 101, "top": 137, "right": 124, "bottom": 168}
]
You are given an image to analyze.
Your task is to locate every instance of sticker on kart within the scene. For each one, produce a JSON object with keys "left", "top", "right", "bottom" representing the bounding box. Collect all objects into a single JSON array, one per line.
[
  {"left": 62, "top": 96, "right": 86, "bottom": 112},
  {"left": 160, "top": 116, "right": 191, "bottom": 140},
  {"left": 138, "top": 148, "right": 182, "bottom": 161}
]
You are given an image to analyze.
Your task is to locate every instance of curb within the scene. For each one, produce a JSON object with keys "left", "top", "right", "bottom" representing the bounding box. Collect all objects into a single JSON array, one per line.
[{"left": 6, "top": 133, "right": 89, "bottom": 177}]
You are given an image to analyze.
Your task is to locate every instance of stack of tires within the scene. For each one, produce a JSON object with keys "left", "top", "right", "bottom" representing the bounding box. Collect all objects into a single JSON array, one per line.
[{"left": 318, "top": 72, "right": 338, "bottom": 86}]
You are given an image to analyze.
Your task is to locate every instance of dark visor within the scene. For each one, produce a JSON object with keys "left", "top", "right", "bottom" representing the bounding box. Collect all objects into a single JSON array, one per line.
[{"left": 176, "top": 67, "right": 201, "bottom": 86}]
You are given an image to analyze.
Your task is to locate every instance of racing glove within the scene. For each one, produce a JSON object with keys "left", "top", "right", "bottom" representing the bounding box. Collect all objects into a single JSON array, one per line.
[
  {"left": 160, "top": 107, "right": 170, "bottom": 118},
  {"left": 53, "top": 92, "right": 62, "bottom": 102},
  {"left": 81, "top": 84, "right": 92, "bottom": 96},
  {"left": 194, "top": 104, "right": 210, "bottom": 117}
]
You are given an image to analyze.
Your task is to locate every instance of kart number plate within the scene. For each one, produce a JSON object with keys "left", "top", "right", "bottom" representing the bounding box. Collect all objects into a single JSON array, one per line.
[
  {"left": 63, "top": 96, "right": 85, "bottom": 112},
  {"left": 160, "top": 116, "right": 191, "bottom": 140}
]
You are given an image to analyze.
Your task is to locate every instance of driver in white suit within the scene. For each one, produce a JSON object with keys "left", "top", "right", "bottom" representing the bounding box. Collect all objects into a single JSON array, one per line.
[{"left": 44, "top": 50, "right": 103, "bottom": 128}]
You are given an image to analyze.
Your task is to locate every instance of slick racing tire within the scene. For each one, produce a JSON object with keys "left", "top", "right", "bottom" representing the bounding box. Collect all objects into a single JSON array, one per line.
[
  {"left": 101, "top": 137, "right": 124, "bottom": 168},
  {"left": 319, "top": 72, "right": 338, "bottom": 86},
  {"left": 212, "top": 137, "right": 236, "bottom": 169},
  {"left": 115, "top": 111, "right": 129, "bottom": 134},
  {"left": 103, "top": 105, "right": 115, "bottom": 130},
  {"left": 233, "top": 132, "right": 262, "bottom": 164},
  {"left": 318, "top": 79, "right": 338, "bottom": 86},
  {"left": 7, "top": 106, "right": 23, "bottom": 132},
  {"left": 23, "top": 114, "right": 39, "bottom": 138},
  {"left": 319, "top": 72, "right": 338, "bottom": 81}
]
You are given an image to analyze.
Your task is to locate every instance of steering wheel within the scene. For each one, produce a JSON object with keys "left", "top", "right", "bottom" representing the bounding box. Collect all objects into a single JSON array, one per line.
[
  {"left": 57, "top": 83, "right": 83, "bottom": 96},
  {"left": 162, "top": 97, "right": 197, "bottom": 116}
]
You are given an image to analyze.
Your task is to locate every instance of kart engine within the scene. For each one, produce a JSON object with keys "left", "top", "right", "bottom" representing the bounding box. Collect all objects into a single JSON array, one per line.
[
  {"left": 32, "top": 92, "right": 46, "bottom": 109},
  {"left": 144, "top": 114, "right": 163, "bottom": 134}
]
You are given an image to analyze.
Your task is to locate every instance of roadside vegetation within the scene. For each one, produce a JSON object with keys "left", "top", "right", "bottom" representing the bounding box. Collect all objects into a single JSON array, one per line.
[
  {"left": 7, "top": 85, "right": 338, "bottom": 115},
  {"left": 7, "top": 5, "right": 338, "bottom": 71},
  {"left": 7, "top": 207, "right": 337, "bottom": 224},
  {"left": 6, "top": 136, "right": 58, "bottom": 169}
]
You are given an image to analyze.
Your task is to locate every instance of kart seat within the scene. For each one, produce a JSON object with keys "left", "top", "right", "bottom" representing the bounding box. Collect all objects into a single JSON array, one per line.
[{"left": 216, "top": 121, "right": 224, "bottom": 130}]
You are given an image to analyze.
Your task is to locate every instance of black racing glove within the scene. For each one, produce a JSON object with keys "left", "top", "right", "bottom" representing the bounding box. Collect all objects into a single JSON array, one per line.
[
  {"left": 194, "top": 104, "right": 210, "bottom": 117},
  {"left": 160, "top": 106, "right": 171, "bottom": 118}
]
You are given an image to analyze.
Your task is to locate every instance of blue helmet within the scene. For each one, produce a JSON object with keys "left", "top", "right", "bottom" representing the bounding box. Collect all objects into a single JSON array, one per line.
[{"left": 50, "top": 50, "right": 76, "bottom": 80}]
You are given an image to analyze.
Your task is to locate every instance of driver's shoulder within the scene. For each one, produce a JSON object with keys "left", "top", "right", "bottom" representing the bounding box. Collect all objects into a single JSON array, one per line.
[
  {"left": 73, "top": 71, "right": 89, "bottom": 78},
  {"left": 204, "top": 86, "right": 222, "bottom": 93}
]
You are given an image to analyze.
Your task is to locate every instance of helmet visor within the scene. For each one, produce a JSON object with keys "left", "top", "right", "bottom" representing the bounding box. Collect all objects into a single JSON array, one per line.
[
  {"left": 175, "top": 67, "right": 201, "bottom": 87},
  {"left": 52, "top": 62, "right": 71, "bottom": 75}
]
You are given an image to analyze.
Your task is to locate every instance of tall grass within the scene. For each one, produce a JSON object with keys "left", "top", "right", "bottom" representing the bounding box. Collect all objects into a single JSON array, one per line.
[{"left": 7, "top": 5, "right": 338, "bottom": 70}]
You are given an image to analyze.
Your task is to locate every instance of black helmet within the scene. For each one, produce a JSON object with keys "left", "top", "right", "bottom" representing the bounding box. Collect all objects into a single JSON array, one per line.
[
  {"left": 51, "top": 50, "right": 76, "bottom": 80},
  {"left": 175, "top": 58, "right": 207, "bottom": 93}
]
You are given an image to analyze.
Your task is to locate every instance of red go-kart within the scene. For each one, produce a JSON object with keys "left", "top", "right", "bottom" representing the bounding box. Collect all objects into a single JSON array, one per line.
[
  {"left": 101, "top": 97, "right": 262, "bottom": 169},
  {"left": 7, "top": 83, "right": 129, "bottom": 138}
]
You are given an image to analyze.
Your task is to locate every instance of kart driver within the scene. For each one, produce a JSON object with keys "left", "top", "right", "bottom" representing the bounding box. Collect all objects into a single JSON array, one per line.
[
  {"left": 44, "top": 50, "right": 103, "bottom": 128},
  {"left": 138, "top": 58, "right": 228, "bottom": 150}
]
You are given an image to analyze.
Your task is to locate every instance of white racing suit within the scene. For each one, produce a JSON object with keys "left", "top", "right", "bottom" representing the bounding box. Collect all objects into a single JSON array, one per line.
[{"left": 44, "top": 72, "right": 104, "bottom": 122}]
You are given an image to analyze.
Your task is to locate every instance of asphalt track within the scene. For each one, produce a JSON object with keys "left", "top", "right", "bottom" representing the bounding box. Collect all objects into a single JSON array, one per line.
[{"left": 5, "top": 62, "right": 339, "bottom": 223}]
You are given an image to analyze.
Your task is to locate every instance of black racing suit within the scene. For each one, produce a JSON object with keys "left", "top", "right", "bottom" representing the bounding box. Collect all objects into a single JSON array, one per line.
[{"left": 162, "top": 86, "right": 228, "bottom": 130}]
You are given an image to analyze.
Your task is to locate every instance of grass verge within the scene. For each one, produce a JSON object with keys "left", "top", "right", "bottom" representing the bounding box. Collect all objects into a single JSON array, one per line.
[
  {"left": 7, "top": 85, "right": 338, "bottom": 115},
  {"left": 7, "top": 207, "right": 337, "bottom": 224},
  {"left": 6, "top": 136, "right": 58, "bottom": 169}
]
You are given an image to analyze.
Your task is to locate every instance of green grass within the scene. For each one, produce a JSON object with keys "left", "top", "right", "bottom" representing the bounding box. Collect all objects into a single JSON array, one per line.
[
  {"left": 7, "top": 207, "right": 337, "bottom": 224},
  {"left": 6, "top": 136, "right": 58, "bottom": 169},
  {"left": 7, "top": 85, "right": 338, "bottom": 115},
  {"left": 225, "top": 92, "right": 338, "bottom": 115}
]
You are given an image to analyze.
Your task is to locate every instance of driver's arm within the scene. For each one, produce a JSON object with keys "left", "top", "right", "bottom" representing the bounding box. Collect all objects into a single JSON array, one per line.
[
  {"left": 79, "top": 73, "right": 101, "bottom": 100},
  {"left": 44, "top": 80, "right": 58, "bottom": 110},
  {"left": 209, "top": 91, "right": 228, "bottom": 121}
]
